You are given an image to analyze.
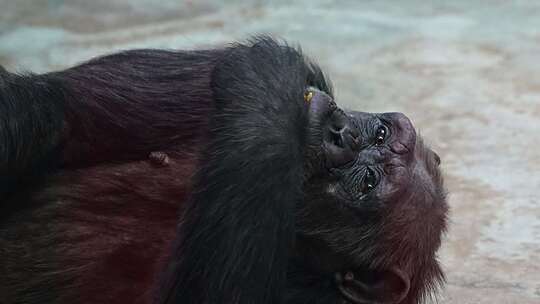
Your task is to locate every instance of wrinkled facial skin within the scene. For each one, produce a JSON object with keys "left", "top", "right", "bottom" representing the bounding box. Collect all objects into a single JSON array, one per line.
[{"left": 299, "top": 89, "right": 448, "bottom": 303}]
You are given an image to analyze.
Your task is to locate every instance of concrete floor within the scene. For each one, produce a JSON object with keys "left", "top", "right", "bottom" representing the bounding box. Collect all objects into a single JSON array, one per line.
[{"left": 0, "top": 1, "right": 539, "bottom": 303}]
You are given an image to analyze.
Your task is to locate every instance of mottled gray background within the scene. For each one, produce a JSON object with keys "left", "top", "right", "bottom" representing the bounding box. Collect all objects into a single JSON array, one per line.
[{"left": 0, "top": 1, "right": 539, "bottom": 303}]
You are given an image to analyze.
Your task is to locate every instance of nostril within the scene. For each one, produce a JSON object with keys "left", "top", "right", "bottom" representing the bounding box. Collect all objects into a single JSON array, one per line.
[
  {"left": 329, "top": 127, "right": 344, "bottom": 148},
  {"left": 328, "top": 125, "right": 361, "bottom": 152}
]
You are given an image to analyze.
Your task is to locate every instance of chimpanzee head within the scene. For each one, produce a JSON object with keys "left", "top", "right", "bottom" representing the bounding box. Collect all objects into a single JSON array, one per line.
[{"left": 298, "top": 88, "right": 448, "bottom": 304}]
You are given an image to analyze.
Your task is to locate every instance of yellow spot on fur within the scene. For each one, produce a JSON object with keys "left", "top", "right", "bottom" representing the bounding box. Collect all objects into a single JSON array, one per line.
[{"left": 304, "top": 91, "right": 313, "bottom": 103}]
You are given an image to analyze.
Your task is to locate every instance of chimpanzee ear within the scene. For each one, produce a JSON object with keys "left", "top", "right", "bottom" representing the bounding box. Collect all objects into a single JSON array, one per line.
[{"left": 335, "top": 267, "right": 410, "bottom": 304}]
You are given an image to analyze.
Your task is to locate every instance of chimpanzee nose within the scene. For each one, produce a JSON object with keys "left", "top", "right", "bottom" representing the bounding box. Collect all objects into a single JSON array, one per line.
[
  {"left": 323, "top": 110, "right": 360, "bottom": 168},
  {"left": 328, "top": 114, "right": 360, "bottom": 150}
]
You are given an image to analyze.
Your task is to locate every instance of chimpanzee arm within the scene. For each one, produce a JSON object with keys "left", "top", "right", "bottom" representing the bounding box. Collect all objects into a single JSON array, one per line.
[
  {"left": 158, "top": 38, "right": 310, "bottom": 304},
  {"left": 1, "top": 50, "right": 218, "bottom": 196},
  {"left": 0, "top": 67, "right": 66, "bottom": 196},
  {"left": 53, "top": 49, "right": 218, "bottom": 166}
]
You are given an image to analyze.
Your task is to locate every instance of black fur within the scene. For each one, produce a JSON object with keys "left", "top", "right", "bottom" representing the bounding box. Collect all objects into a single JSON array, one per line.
[
  {"left": 0, "top": 37, "right": 335, "bottom": 304},
  {"left": 158, "top": 39, "right": 321, "bottom": 304},
  {"left": 52, "top": 48, "right": 221, "bottom": 166},
  {"left": 0, "top": 70, "right": 65, "bottom": 198}
]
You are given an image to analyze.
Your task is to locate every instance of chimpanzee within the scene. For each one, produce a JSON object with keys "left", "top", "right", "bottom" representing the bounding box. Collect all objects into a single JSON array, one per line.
[{"left": 0, "top": 37, "right": 447, "bottom": 304}]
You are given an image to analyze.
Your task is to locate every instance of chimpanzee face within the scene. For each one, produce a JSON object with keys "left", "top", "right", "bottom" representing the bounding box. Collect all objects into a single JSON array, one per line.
[{"left": 299, "top": 88, "right": 447, "bottom": 273}]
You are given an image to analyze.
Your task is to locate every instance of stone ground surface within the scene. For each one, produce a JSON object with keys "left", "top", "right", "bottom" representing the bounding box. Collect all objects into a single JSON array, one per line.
[{"left": 1, "top": 1, "right": 539, "bottom": 303}]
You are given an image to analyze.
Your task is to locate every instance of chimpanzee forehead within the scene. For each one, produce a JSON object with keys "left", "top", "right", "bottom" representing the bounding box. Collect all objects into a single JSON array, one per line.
[
  {"left": 409, "top": 138, "right": 447, "bottom": 208},
  {"left": 415, "top": 138, "right": 445, "bottom": 190},
  {"left": 377, "top": 136, "right": 445, "bottom": 204}
]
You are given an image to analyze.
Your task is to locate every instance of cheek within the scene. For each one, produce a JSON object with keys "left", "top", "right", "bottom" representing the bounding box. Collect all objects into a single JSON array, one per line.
[
  {"left": 300, "top": 187, "right": 353, "bottom": 224},
  {"left": 300, "top": 186, "right": 344, "bottom": 221},
  {"left": 313, "top": 180, "right": 354, "bottom": 209}
]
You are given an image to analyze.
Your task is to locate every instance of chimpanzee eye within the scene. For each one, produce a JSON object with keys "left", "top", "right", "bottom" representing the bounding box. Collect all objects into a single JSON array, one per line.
[
  {"left": 375, "top": 125, "right": 388, "bottom": 145},
  {"left": 361, "top": 167, "right": 378, "bottom": 194}
]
